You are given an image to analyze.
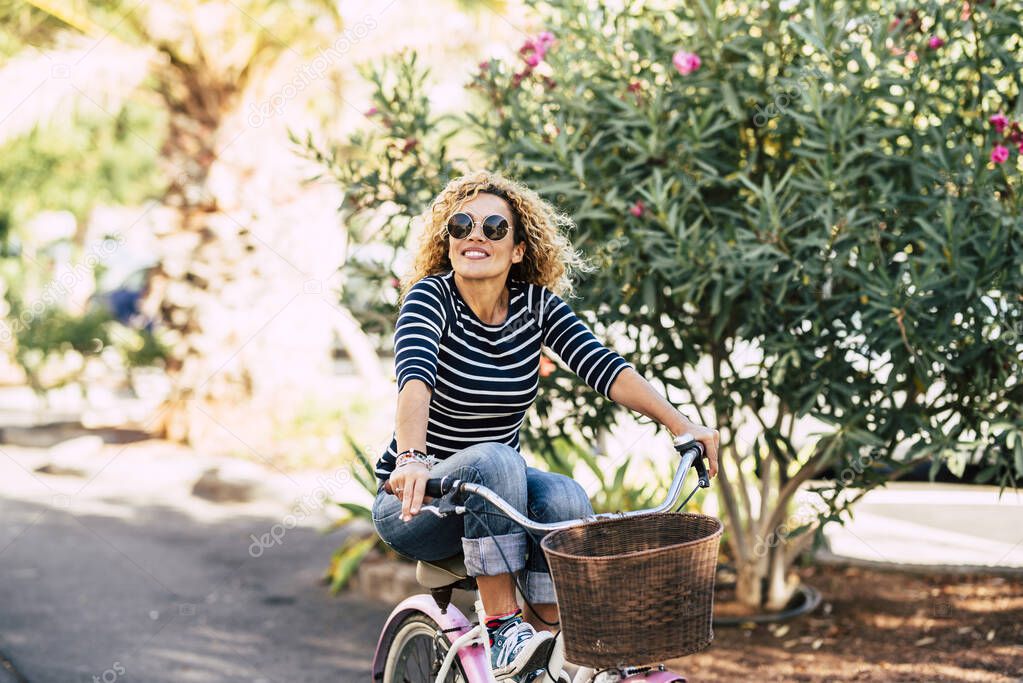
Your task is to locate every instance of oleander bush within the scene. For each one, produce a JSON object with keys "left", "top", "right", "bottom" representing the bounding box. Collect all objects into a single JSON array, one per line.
[{"left": 303, "top": 0, "right": 1023, "bottom": 609}]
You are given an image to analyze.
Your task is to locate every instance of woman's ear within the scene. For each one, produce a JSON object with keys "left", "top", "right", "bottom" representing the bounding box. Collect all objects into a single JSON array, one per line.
[{"left": 512, "top": 241, "right": 526, "bottom": 264}]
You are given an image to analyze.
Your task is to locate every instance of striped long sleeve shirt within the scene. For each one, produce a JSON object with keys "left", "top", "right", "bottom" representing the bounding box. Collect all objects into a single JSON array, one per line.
[{"left": 375, "top": 270, "right": 634, "bottom": 484}]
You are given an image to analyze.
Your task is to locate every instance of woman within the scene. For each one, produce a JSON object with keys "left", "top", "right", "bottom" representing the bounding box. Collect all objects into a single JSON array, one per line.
[{"left": 372, "top": 170, "right": 719, "bottom": 681}]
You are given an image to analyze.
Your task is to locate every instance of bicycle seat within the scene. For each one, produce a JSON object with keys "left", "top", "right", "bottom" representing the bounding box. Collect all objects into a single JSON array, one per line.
[{"left": 416, "top": 554, "right": 468, "bottom": 588}]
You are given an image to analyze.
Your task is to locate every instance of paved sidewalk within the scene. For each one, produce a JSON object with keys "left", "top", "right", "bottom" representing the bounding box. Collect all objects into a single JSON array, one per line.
[
  {"left": 818, "top": 482, "right": 1023, "bottom": 569},
  {"left": 0, "top": 438, "right": 389, "bottom": 683}
]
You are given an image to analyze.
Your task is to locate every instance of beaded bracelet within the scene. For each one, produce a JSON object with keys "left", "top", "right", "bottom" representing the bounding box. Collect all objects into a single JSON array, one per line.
[{"left": 395, "top": 448, "right": 437, "bottom": 470}]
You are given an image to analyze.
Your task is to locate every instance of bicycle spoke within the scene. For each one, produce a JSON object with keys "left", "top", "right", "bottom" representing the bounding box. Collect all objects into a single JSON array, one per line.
[
  {"left": 414, "top": 637, "right": 430, "bottom": 680},
  {"left": 385, "top": 617, "right": 464, "bottom": 683},
  {"left": 397, "top": 633, "right": 437, "bottom": 682}
]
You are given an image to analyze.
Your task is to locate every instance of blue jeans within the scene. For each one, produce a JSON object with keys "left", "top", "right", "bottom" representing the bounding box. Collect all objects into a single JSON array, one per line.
[{"left": 372, "top": 441, "right": 593, "bottom": 604}]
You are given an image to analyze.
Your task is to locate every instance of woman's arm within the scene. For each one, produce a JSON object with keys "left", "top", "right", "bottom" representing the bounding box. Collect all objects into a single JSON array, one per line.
[
  {"left": 390, "top": 379, "right": 434, "bottom": 520},
  {"left": 607, "top": 367, "right": 720, "bottom": 478},
  {"left": 387, "top": 277, "right": 448, "bottom": 519},
  {"left": 539, "top": 288, "right": 633, "bottom": 399},
  {"left": 395, "top": 379, "right": 431, "bottom": 457},
  {"left": 538, "top": 287, "right": 719, "bottom": 476}
]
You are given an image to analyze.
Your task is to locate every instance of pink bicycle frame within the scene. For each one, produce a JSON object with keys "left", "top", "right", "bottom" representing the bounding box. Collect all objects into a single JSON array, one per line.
[
  {"left": 371, "top": 595, "right": 492, "bottom": 681},
  {"left": 370, "top": 595, "right": 687, "bottom": 682},
  {"left": 371, "top": 435, "right": 708, "bottom": 682}
]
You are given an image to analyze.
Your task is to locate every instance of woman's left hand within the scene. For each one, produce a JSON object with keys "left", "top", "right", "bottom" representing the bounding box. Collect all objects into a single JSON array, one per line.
[{"left": 673, "top": 418, "right": 719, "bottom": 479}]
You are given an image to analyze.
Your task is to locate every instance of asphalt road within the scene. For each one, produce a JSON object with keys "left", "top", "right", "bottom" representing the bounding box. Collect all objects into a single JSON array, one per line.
[{"left": 0, "top": 440, "right": 391, "bottom": 683}]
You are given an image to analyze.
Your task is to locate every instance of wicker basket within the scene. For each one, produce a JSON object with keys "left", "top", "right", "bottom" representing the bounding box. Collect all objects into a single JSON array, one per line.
[{"left": 540, "top": 512, "right": 723, "bottom": 669}]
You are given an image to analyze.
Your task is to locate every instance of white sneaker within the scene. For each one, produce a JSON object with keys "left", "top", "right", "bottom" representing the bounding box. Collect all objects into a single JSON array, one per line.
[
  {"left": 544, "top": 634, "right": 566, "bottom": 682},
  {"left": 489, "top": 618, "right": 555, "bottom": 680}
]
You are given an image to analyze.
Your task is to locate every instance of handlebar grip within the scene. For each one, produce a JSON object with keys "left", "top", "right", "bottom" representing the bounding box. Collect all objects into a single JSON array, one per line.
[
  {"left": 674, "top": 435, "right": 711, "bottom": 489},
  {"left": 424, "top": 476, "right": 457, "bottom": 498}
]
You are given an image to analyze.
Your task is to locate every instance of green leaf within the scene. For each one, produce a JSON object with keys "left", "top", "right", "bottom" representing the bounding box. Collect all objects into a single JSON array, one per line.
[
  {"left": 333, "top": 502, "right": 372, "bottom": 521},
  {"left": 721, "top": 82, "right": 743, "bottom": 120},
  {"left": 326, "top": 534, "right": 379, "bottom": 593},
  {"left": 786, "top": 19, "right": 828, "bottom": 54}
]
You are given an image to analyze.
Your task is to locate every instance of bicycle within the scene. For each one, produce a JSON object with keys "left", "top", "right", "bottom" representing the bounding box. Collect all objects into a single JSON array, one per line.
[{"left": 370, "top": 433, "right": 718, "bottom": 683}]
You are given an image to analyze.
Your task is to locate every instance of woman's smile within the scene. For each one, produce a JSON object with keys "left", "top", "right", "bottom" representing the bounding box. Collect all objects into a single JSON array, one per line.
[{"left": 460, "top": 247, "right": 490, "bottom": 260}]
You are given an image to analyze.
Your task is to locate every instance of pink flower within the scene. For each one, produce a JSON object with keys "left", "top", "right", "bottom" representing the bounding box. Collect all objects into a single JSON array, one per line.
[
  {"left": 991, "top": 144, "right": 1010, "bottom": 164},
  {"left": 928, "top": 36, "right": 945, "bottom": 49},
  {"left": 990, "top": 113, "right": 1009, "bottom": 133},
  {"left": 519, "top": 40, "right": 535, "bottom": 55},
  {"left": 364, "top": 106, "right": 378, "bottom": 116},
  {"left": 1010, "top": 123, "right": 1023, "bottom": 143},
  {"left": 402, "top": 137, "right": 418, "bottom": 153},
  {"left": 629, "top": 200, "right": 645, "bottom": 217},
  {"left": 539, "top": 354, "right": 556, "bottom": 377},
  {"left": 907, "top": 50, "right": 918, "bottom": 63},
  {"left": 520, "top": 32, "right": 555, "bottom": 66},
  {"left": 672, "top": 50, "right": 701, "bottom": 75}
]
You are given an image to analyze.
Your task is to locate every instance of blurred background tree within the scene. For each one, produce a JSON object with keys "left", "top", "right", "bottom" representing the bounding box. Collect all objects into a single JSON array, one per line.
[
  {"left": 304, "top": 0, "right": 1023, "bottom": 610},
  {"left": 1, "top": 0, "right": 522, "bottom": 460},
  {"left": 1, "top": 0, "right": 385, "bottom": 450},
  {"left": 0, "top": 3, "right": 168, "bottom": 404}
]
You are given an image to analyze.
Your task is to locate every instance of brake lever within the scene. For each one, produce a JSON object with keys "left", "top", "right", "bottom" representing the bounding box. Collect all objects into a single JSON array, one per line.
[
  {"left": 672, "top": 434, "right": 711, "bottom": 512},
  {"left": 419, "top": 498, "right": 463, "bottom": 518},
  {"left": 693, "top": 455, "right": 710, "bottom": 489}
]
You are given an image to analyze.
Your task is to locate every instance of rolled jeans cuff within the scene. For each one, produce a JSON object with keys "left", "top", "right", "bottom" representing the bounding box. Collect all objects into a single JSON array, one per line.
[
  {"left": 462, "top": 532, "right": 527, "bottom": 576},
  {"left": 523, "top": 570, "right": 557, "bottom": 604}
]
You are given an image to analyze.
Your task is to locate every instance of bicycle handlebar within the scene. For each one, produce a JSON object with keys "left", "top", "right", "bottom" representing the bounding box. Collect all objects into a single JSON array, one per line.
[
  {"left": 419, "top": 433, "right": 710, "bottom": 534},
  {"left": 424, "top": 476, "right": 457, "bottom": 499}
]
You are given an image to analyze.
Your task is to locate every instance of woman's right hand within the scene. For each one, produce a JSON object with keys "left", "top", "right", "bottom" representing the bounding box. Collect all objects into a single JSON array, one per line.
[{"left": 385, "top": 463, "right": 432, "bottom": 521}]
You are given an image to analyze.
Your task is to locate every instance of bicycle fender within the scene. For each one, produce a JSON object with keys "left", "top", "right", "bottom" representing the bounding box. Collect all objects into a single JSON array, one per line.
[{"left": 370, "top": 595, "right": 494, "bottom": 682}]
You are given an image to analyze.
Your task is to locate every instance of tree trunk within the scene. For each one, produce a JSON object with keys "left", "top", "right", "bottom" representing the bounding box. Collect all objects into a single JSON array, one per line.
[
  {"left": 734, "top": 559, "right": 763, "bottom": 609},
  {"left": 332, "top": 305, "right": 385, "bottom": 380},
  {"left": 141, "top": 61, "right": 354, "bottom": 451},
  {"left": 141, "top": 96, "right": 250, "bottom": 445},
  {"left": 765, "top": 543, "right": 799, "bottom": 611}
]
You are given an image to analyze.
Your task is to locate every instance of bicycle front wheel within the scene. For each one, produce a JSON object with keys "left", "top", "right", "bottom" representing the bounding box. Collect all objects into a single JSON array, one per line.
[{"left": 381, "top": 613, "right": 468, "bottom": 683}]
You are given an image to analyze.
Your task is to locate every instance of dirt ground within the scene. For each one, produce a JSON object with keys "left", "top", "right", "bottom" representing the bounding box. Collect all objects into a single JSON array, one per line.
[{"left": 673, "top": 564, "right": 1023, "bottom": 682}]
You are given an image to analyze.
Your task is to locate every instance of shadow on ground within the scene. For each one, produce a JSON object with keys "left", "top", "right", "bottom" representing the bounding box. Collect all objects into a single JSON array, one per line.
[{"left": 0, "top": 495, "right": 390, "bottom": 683}]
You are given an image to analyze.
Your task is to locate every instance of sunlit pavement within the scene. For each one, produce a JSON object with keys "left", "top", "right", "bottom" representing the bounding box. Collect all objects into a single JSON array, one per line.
[
  {"left": 0, "top": 439, "right": 389, "bottom": 683},
  {"left": 819, "top": 482, "right": 1023, "bottom": 569}
]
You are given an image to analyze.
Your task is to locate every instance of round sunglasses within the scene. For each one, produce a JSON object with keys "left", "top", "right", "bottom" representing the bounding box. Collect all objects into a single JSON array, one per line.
[{"left": 445, "top": 212, "right": 512, "bottom": 241}]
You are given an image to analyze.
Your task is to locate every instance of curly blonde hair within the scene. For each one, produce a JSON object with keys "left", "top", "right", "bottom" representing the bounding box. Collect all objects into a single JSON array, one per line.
[{"left": 399, "top": 170, "right": 594, "bottom": 303}]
